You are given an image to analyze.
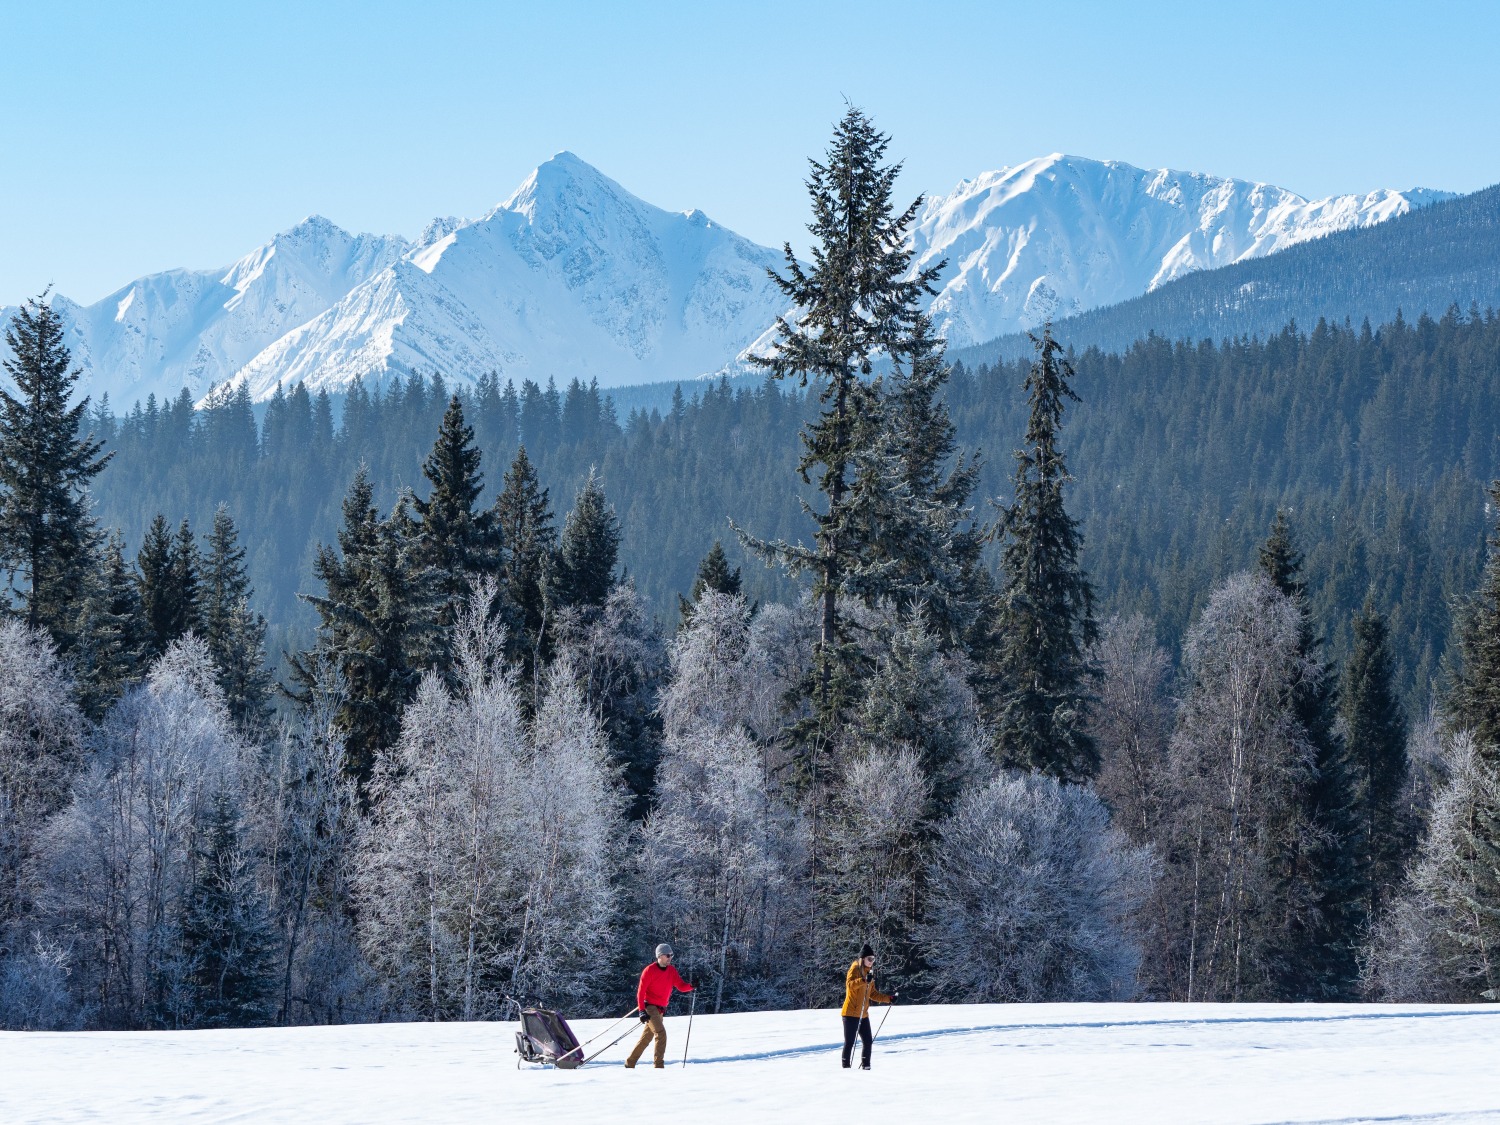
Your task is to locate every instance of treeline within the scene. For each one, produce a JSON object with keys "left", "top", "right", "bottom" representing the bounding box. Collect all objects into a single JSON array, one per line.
[{"left": 5, "top": 111, "right": 1500, "bottom": 1032}]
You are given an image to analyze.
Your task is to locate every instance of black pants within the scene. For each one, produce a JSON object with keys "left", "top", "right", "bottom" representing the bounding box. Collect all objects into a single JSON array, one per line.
[{"left": 841, "top": 1015, "right": 872, "bottom": 1067}]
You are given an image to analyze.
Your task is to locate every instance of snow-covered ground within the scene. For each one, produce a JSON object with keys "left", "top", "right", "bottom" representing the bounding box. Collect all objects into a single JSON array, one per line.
[{"left": 5, "top": 1003, "right": 1500, "bottom": 1123}]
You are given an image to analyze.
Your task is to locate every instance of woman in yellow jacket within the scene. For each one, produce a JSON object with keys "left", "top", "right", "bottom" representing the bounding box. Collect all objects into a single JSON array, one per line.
[{"left": 841, "top": 943, "right": 895, "bottom": 1069}]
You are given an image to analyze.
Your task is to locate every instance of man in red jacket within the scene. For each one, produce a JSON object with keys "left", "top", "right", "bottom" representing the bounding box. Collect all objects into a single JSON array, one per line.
[{"left": 625, "top": 943, "right": 695, "bottom": 1069}]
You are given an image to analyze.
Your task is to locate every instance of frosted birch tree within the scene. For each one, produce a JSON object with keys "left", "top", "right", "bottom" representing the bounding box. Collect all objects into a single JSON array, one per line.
[
  {"left": 35, "top": 638, "right": 244, "bottom": 1027},
  {"left": 358, "top": 581, "right": 621, "bottom": 1019},
  {"left": 1154, "top": 572, "right": 1317, "bottom": 1002},
  {"left": 640, "top": 593, "right": 807, "bottom": 1011}
]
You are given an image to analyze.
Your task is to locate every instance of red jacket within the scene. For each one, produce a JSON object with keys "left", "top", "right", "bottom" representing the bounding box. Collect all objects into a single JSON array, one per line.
[{"left": 637, "top": 962, "right": 694, "bottom": 1012}]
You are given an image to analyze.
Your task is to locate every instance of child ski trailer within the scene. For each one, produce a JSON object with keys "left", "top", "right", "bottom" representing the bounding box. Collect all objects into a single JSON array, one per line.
[
  {"left": 841, "top": 943, "right": 896, "bottom": 1070},
  {"left": 625, "top": 943, "right": 695, "bottom": 1069}
]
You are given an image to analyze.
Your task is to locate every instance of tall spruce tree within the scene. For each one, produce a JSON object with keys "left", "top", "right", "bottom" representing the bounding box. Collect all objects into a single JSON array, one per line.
[
  {"left": 551, "top": 468, "right": 620, "bottom": 612},
  {"left": 0, "top": 297, "right": 111, "bottom": 647},
  {"left": 493, "top": 446, "right": 557, "bottom": 674},
  {"left": 678, "top": 540, "right": 742, "bottom": 626},
  {"left": 737, "top": 107, "right": 941, "bottom": 725},
  {"left": 1341, "top": 599, "right": 1414, "bottom": 922},
  {"left": 1449, "top": 481, "right": 1500, "bottom": 754},
  {"left": 1257, "top": 511, "right": 1359, "bottom": 998},
  {"left": 296, "top": 468, "right": 442, "bottom": 789},
  {"left": 985, "top": 326, "right": 1097, "bottom": 781},
  {"left": 414, "top": 396, "right": 497, "bottom": 626},
  {"left": 201, "top": 505, "right": 271, "bottom": 728}
]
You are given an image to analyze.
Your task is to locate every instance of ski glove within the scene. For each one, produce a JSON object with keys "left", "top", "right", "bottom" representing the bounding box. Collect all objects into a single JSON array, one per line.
[
  {"left": 640, "top": 1011, "right": 650, "bottom": 1023},
  {"left": 890, "top": 991, "right": 899, "bottom": 1000}
]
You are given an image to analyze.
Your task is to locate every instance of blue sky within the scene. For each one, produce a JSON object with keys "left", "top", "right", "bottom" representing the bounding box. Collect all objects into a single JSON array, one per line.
[{"left": 2, "top": 0, "right": 1496, "bottom": 306}]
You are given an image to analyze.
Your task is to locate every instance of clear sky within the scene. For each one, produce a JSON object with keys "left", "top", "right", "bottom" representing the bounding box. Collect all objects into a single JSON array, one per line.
[{"left": 2, "top": 0, "right": 1496, "bottom": 307}]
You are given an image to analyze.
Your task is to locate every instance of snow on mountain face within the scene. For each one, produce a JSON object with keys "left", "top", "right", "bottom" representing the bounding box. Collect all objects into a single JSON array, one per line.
[
  {"left": 912, "top": 155, "right": 1454, "bottom": 348},
  {"left": 222, "top": 153, "right": 789, "bottom": 400},
  {"left": 1, "top": 218, "right": 408, "bottom": 407}
]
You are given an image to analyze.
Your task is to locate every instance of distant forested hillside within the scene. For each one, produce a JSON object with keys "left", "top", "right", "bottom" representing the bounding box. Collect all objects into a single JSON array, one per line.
[
  {"left": 89, "top": 306, "right": 1500, "bottom": 708},
  {"left": 953, "top": 183, "right": 1500, "bottom": 366}
]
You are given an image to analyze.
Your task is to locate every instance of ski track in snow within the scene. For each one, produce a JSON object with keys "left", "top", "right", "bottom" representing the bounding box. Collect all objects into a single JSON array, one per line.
[{"left": 5, "top": 1003, "right": 1500, "bottom": 1124}]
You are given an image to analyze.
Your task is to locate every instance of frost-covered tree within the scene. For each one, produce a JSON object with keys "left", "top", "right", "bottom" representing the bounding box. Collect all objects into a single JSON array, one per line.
[
  {"left": 1153, "top": 572, "right": 1317, "bottom": 1002},
  {"left": 640, "top": 592, "right": 806, "bottom": 1011},
  {"left": 678, "top": 540, "right": 742, "bottom": 628},
  {"left": 1087, "top": 615, "right": 1174, "bottom": 845},
  {"left": 0, "top": 621, "right": 86, "bottom": 991},
  {"left": 856, "top": 611, "right": 988, "bottom": 818},
  {"left": 35, "top": 638, "right": 244, "bottom": 1028},
  {"left": 819, "top": 745, "right": 930, "bottom": 992},
  {"left": 239, "top": 679, "right": 365, "bottom": 1025},
  {"left": 358, "top": 583, "right": 621, "bottom": 1019},
  {"left": 919, "top": 771, "right": 1149, "bottom": 1002},
  {"left": 1362, "top": 732, "right": 1500, "bottom": 1001}
]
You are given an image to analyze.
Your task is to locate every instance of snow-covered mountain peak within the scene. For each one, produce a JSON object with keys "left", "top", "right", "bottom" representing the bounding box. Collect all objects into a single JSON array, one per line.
[{"left": 909, "top": 154, "right": 1457, "bottom": 348}]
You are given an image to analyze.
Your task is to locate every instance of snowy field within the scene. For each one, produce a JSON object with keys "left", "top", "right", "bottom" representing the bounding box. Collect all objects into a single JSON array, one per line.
[{"left": 5, "top": 1003, "right": 1500, "bottom": 1124}]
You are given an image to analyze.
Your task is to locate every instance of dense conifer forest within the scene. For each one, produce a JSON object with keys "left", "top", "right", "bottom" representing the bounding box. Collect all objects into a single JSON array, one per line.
[{"left": 88, "top": 305, "right": 1500, "bottom": 709}]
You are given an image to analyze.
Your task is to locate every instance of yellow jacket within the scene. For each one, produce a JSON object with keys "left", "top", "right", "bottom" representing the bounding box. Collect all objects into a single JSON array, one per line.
[{"left": 841, "top": 958, "right": 892, "bottom": 1017}]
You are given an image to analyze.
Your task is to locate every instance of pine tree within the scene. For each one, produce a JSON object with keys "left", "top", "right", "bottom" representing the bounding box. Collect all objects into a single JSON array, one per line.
[
  {"left": 180, "top": 792, "right": 278, "bottom": 1028},
  {"left": 138, "top": 513, "right": 190, "bottom": 658},
  {"left": 1449, "top": 481, "right": 1500, "bottom": 754},
  {"left": 0, "top": 297, "right": 111, "bottom": 648},
  {"left": 985, "top": 326, "right": 1097, "bottom": 781},
  {"left": 678, "top": 540, "right": 742, "bottom": 626},
  {"left": 492, "top": 446, "right": 556, "bottom": 674},
  {"left": 737, "top": 107, "right": 941, "bottom": 725},
  {"left": 413, "top": 395, "right": 497, "bottom": 626},
  {"left": 1341, "top": 599, "right": 1414, "bottom": 922},
  {"left": 72, "top": 530, "right": 147, "bottom": 719},
  {"left": 1257, "top": 511, "right": 1359, "bottom": 998},
  {"left": 201, "top": 505, "right": 270, "bottom": 728},
  {"left": 296, "top": 468, "right": 442, "bottom": 790},
  {"left": 551, "top": 468, "right": 620, "bottom": 612}
]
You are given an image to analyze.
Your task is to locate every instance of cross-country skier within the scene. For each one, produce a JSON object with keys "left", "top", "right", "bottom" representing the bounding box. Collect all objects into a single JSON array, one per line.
[
  {"left": 625, "top": 943, "right": 695, "bottom": 1069},
  {"left": 841, "top": 943, "right": 895, "bottom": 1070}
]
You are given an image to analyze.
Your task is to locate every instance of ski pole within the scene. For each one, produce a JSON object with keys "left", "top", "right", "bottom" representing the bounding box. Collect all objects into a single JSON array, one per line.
[
  {"left": 557, "top": 1007, "right": 641, "bottom": 1065},
  {"left": 872, "top": 994, "right": 897, "bottom": 1043},
  {"left": 585, "top": 1016, "right": 649, "bottom": 1065},
  {"left": 680, "top": 989, "right": 697, "bottom": 1068}
]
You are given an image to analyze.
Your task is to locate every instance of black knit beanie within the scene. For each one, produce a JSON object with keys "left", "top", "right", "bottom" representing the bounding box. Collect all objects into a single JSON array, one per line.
[{"left": 860, "top": 943, "right": 875, "bottom": 958}]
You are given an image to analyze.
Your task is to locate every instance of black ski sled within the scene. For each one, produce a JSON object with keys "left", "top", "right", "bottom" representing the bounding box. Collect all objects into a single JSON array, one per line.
[{"left": 514, "top": 1006, "right": 584, "bottom": 1070}]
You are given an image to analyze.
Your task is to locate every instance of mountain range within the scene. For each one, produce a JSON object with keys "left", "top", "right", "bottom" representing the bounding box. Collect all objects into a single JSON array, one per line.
[{"left": 0, "top": 154, "right": 1454, "bottom": 405}]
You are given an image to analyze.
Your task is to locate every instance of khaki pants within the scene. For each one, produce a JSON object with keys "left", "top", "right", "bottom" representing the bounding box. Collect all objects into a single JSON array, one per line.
[{"left": 625, "top": 1004, "right": 667, "bottom": 1067}]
